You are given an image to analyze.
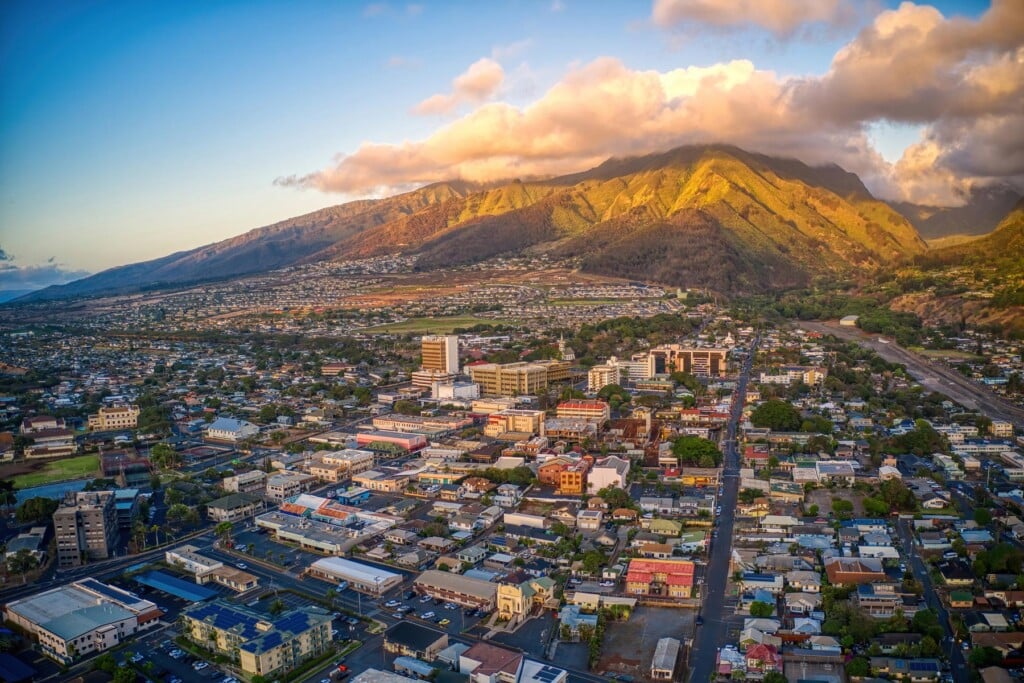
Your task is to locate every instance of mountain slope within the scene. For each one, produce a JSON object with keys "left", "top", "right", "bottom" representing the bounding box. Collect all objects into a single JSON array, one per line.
[
  {"left": 890, "top": 186, "right": 1021, "bottom": 239},
  {"left": 17, "top": 145, "right": 931, "bottom": 301}
]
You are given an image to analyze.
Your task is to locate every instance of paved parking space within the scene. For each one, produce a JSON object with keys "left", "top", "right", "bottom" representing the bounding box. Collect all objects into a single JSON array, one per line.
[
  {"left": 492, "top": 611, "right": 555, "bottom": 659},
  {"left": 131, "top": 629, "right": 231, "bottom": 683}
]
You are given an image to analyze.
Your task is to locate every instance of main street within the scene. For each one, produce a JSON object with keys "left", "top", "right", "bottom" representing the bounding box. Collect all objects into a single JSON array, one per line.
[
  {"left": 895, "top": 518, "right": 968, "bottom": 682},
  {"left": 688, "top": 336, "right": 759, "bottom": 683},
  {"left": 800, "top": 320, "right": 1024, "bottom": 428}
]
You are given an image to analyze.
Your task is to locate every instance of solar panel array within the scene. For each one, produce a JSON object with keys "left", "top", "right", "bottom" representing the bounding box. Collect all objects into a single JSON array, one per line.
[
  {"left": 79, "top": 578, "right": 134, "bottom": 602},
  {"left": 534, "top": 665, "right": 563, "bottom": 683}
]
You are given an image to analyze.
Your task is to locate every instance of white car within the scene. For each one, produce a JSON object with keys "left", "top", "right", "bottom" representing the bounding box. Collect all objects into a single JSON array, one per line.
[
  {"left": 421, "top": 611, "right": 436, "bottom": 620},
  {"left": 385, "top": 600, "right": 400, "bottom": 608},
  {"left": 599, "top": 580, "right": 615, "bottom": 587},
  {"left": 236, "top": 562, "right": 247, "bottom": 569},
  {"left": 193, "top": 661, "right": 209, "bottom": 670}
]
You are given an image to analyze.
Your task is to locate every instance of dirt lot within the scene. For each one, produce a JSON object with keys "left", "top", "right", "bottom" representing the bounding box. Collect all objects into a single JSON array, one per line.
[
  {"left": 597, "top": 605, "right": 695, "bottom": 681},
  {"left": 807, "top": 488, "right": 865, "bottom": 516}
]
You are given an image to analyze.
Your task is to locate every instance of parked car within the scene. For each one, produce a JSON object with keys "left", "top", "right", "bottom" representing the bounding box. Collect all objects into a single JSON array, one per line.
[
  {"left": 439, "top": 618, "right": 450, "bottom": 627},
  {"left": 419, "top": 595, "right": 432, "bottom": 603},
  {"left": 599, "top": 580, "right": 615, "bottom": 587},
  {"left": 235, "top": 562, "right": 247, "bottom": 569},
  {"left": 421, "top": 611, "right": 436, "bottom": 620},
  {"left": 385, "top": 600, "right": 400, "bottom": 608},
  {"left": 346, "top": 617, "right": 359, "bottom": 626}
]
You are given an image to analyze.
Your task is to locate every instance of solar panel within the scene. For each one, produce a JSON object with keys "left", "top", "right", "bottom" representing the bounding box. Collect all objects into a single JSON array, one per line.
[{"left": 535, "top": 666, "right": 562, "bottom": 682}]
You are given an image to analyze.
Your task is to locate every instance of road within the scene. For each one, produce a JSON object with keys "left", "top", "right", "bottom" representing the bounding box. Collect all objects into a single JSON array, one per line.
[
  {"left": 688, "top": 336, "right": 759, "bottom": 683},
  {"left": 800, "top": 321, "right": 1024, "bottom": 429},
  {"left": 895, "top": 518, "right": 968, "bottom": 682}
]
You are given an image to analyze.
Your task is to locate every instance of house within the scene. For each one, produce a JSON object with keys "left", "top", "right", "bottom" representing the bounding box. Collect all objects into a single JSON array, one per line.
[
  {"left": 459, "top": 642, "right": 524, "bottom": 683},
  {"left": 869, "top": 657, "right": 941, "bottom": 682},
  {"left": 558, "top": 604, "right": 598, "bottom": 641},
  {"left": 206, "top": 493, "right": 266, "bottom": 523},
  {"left": 785, "top": 570, "right": 821, "bottom": 593},
  {"left": 493, "top": 484, "right": 522, "bottom": 508},
  {"left": 937, "top": 559, "right": 975, "bottom": 587},
  {"left": 206, "top": 417, "right": 259, "bottom": 442},
  {"left": 384, "top": 622, "right": 449, "bottom": 661},
  {"left": 815, "top": 461, "right": 855, "bottom": 486},
  {"left": 625, "top": 559, "right": 695, "bottom": 598},
  {"left": 577, "top": 509, "right": 604, "bottom": 531},
  {"left": 650, "top": 637, "right": 680, "bottom": 681},
  {"left": 785, "top": 592, "right": 823, "bottom": 615},
  {"left": 741, "top": 573, "right": 783, "bottom": 594},
  {"left": 497, "top": 577, "right": 557, "bottom": 624},
  {"left": 745, "top": 643, "right": 782, "bottom": 675}
]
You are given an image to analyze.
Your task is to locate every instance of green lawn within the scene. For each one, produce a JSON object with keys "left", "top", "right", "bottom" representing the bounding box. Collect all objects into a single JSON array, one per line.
[
  {"left": 909, "top": 347, "right": 985, "bottom": 361},
  {"left": 12, "top": 454, "right": 101, "bottom": 489},
  {"left": 363, "top": 315, "right": 504, "bottom": 334}
]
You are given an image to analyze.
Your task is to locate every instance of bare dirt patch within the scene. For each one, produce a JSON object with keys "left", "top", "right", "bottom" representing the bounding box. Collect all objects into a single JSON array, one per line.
[
  {"left": 807, "top": 488, "right": 865, "bottom": 517},
  {"left": 597, "top": 605, "right": 694, "bottom": 680}
]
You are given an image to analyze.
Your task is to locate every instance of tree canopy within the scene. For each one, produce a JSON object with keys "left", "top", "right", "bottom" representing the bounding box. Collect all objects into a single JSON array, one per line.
[
  {"left": 750, "top": 399, "right": 802, "bottom": 431},
  {"left": 671, "top": 436, "right": 722, "bottom": 468}
]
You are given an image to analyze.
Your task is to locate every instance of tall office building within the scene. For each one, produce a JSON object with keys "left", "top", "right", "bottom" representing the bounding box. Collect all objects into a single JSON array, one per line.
[
  {"left": 53, "top": 491, "right": 119, "bottom": 568},
  {"left": 421, "top": 335, "right": 459, "bottom": 373}
]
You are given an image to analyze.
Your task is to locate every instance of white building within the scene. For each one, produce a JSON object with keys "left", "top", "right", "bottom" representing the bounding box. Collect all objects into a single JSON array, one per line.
[
  {"left": 587, "top": 455, "right": 630, "bottom": 494},
  {"left": 307, "top": 557, "right": 403, "bottom": 595},
  {"left": 588, "top": 359, "right": 621, "bottom": 393}
]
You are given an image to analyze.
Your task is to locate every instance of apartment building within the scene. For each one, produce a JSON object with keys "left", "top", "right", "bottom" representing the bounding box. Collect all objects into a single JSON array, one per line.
[
  {"left": 53, "top": 491, "right": 118, "bottom": 568},
  {"left": 647, "top": 345, "right": 728, "bottom": 377},
  {"left": 266, "top": 472, "right": 317, "bottom": 502},
  {"left": 587, "top": 455, "right": 630, "bottom": 494},
  {"left": 222, "top": 470, "right": 267, "bottom": 494},
  {"left": 556, "top": 400, "right": 611, "bottom": 422},
  {"left": 483, "top": 409, "right": 546, "bottom": 438},
  {"left": 625, "top": 559, "right": 696, "bottom": 598},
  {"left": 559, "top": 459, "right": 591, "bottom": 495},
  {"left": 588, "top": 359, "right": 621, "bottom": 393},
  {"left": 421, "top": 335, "right": 459, "bottom": 373},
  {"left": 206, "top": 493, "right": 267, "bottom": 523},
  {"left": 469, "top": 362, "right": 549, "bottom": 397},
  {"left": 181, "top": 600, "right": 332, "bottom": 678},
  {"left": 87, "top": 405, "right": 140, "bottom": 431}
]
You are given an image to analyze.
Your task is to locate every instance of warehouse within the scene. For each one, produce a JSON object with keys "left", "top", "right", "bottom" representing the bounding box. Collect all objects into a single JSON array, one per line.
[
  {"left": 414, "top": 569, "right": 497, "bottom": 610},
  {"left": 307, "top": 557, "right": 403, "bottom": 595}
]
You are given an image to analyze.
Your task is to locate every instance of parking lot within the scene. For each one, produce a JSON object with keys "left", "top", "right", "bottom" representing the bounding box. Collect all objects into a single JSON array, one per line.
[
  {"left": 128, "top": 628, "right": 236, "bottom": 683},
  {"left": 597, "top": 605, "right": 696, "bottom": 680}
]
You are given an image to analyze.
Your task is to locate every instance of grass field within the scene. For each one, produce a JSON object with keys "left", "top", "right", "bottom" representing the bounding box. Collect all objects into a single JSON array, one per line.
[
  {"left": 548, "top": 298, "right": 625, "bottom": 306},
  {"left": 910, "top": 347, "right": 985, "bottom": 361},
  {"left": 12, "top": 454, "right": 100, "bottom": 489},
  {"left": 364, "top": 315, "right": 503, "bottom": 334}
]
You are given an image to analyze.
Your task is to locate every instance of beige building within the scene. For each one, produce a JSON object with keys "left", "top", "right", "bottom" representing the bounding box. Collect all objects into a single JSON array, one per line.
[
  {"left": 53, "top": 491, "right": 118, "bottom": 568},
  {"left": 206, "top": 493, "right": 267, "bottom": 523},
  {"left": 415, "top": 569, "right": 497, "bottom": 609},
  {"left": 88, "top": 405, "right": 140, "bottom": 431},
  {"left": 556, "top": 400, "right": 611, "bottom": 422},
  {"left": 222, "top": 469, "right": 267, "bottom": 493},
  {"left": 588, "top": 360, "right": 621, "bottom": 393},
  {"left": 181, "top": 600, "right": 332, "bottom": 678},
  {"left": 422, "top": 335, "right": 459, "bottom": 373},
  {"left": 322, "top": 448, "right": 376, "bottom": 474},
  {"left": 495, "top": 577, "right": 556, "bottom": 626},
  {"left": 648, "top": 345, "right": 728, "bottom": 377},
  {"left": 484, "top": 409, "right": 546, "bottom": 438},
  {"left": 266, "top": 471, "right": 316, "bottom": 502}
]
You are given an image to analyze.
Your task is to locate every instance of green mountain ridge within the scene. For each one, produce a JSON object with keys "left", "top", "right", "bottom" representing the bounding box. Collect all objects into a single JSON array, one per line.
[{"left": 16, "top": 144, "right": 956, "bottom": 302}]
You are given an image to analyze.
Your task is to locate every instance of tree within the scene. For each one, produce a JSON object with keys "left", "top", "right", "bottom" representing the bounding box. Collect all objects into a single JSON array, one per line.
[
  {"left": 581, "top": 550, "right": 606, "bottom": 575},
  {"left": 215, "top": 521, "right": 234, "bottom": 542},
  {"left": 6, "top": 549, "right": 39, "bottom": 580},
  {"left": 597, "top": 486, "right": 633, "bottom": 510},
  {"left": 749, "top": 601, "right": 774, "bottom": 617},
  {"left": 974, "top": 508, "right": 993, "bottom": 526},
  {"left": 846, "top": 657, "right": 870, "bottom": 677},
  {"left": 392, "top": 400, "right": 422, "bottom": 416},
  {"left": 763, "top": 673, "right": 787, "bottom": 683},
  {"left": 750, "top": 400, "right": 802, "bottom": 431},
  {"left": 149, "top": 473, "right": 161, "bottom": 491},
  {"left": 671, "top": 436, "right": 722, "bottom": 468},
  {"left": 15, "top": 496, "right": 59, "bottom": 524},
  {"left": 150, "top": 443, "right": 180, "bottom": 469},
  {"left": 807, "top": 504, "right": 820, "bottom": 516},
  {"left": 165, "top": 503, "right": 192, "bottom": 525},
  {"left": 0, "top": 481, "right": 17, "bottom": 511},
  {"left": 268, "top": 599, "right": 285, "bottom": 616}
]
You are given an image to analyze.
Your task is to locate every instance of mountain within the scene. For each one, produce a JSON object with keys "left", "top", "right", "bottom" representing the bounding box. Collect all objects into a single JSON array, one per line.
[
  {"left": 890, "top": 185, "right": 1021, "bottom": 240},
  {"left": 920, "top": 198, "right": 1024, "bottom": 268},
  {"left": 18, "top": 145, "right": 928, "bottom": 301}
]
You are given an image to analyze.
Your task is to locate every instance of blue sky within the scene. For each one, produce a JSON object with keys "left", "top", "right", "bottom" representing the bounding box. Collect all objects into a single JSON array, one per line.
[{"left": 0, "top": 0, "right": 1002, "bottom": 287}]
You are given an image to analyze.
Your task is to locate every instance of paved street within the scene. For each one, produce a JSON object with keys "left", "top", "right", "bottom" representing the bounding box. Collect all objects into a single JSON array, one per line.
[
  {"left": 896, "top": 518, "right": 969, "bottom": 683},
  {"left": 688, "top": 337, "right": 758, "bottom": 683}
]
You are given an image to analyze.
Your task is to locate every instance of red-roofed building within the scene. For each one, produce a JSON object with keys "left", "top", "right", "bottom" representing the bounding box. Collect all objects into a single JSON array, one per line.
[
  {"left": 625, "top": 558, "right": 695, "bottom": 598},
  {"left": 556, "top": 400, "right": 611, "bottom": 422},
  {"left": 745, "top": 643, "right": 783, "bottom": 674},
  {"left": 459, "top": 641, "right": 524, "bottom": 683}
]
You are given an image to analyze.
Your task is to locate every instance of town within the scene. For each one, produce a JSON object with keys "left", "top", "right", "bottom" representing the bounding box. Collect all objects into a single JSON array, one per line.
[{"left": 1, "top": 294, "right": 1023, "bottom": 683}]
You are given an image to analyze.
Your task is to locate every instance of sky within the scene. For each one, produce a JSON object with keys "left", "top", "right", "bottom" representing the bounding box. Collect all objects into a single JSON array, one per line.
[{"left": 0, "top": 0, "right": 1019, "bottom": 290}]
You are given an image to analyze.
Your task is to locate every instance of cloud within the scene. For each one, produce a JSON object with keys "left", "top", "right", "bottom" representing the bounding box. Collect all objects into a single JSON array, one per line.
[
  {"left": 491, "top": 39, "right": 532, "bottom": 61},
  {"left": 0, "top": 248, "right": 90, "bottom": 291},
  {"left": 651, "top": 0, "right": 861, "bottom": 37},
  {"left": 280, "top": 1, "right": 1024, "bottom": 206},
  {"left": 413, "top": 57, "right": 505, "bottom": 115}
]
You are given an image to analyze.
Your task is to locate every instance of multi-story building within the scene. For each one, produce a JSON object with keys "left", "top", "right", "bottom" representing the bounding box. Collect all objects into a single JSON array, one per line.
[
  {"left": 222, "top": 470, "right": 267, "bottom": 493},
  {"left": 181, "top": 600, "right": 332, "bottom": 678},
  {"left": 415, "top": 569, "right": 497, "bottom": 610},
  {"left": 421, "top": 335, "right": 459, "bottom": 373},
  {"left": 87, "top": 405, "right": 141, "bottom": 431},
  {"left": 321, "top": 448, "right": 376, "bottom": 475},
  {"left": 992, "top": 420, "right": 1015, "bottom": 438},
  {"left": 537, "top": 456, "right": 573, "bottom": 486},
  {"left": 625, "top": 558, "right": 696, "bottom": 598},
  {"left": 206, "top": 493, "right": 267, "bottom": 523},
  {"left": 587, "top": 455, "right": 630, "bottom": 494},
  {"left": 483, "top": 409, "right": 546, "bottom": 438},
  {"left": 3, "top": 578, "right": 161, "bottom": 664},
  {"left": 266, "top": 472, "right": 317, "bottom": 502},
  {"left": 559, "top": 459, "right": 591, "bottom": 495},
  {"left": 647, "top": 345, "right": 728, "bottom": 377},
  {"left": 411, "top": 369, "right": 457, "bottom": 390},
  {"left": 206, "top": 417, "right": 260, "bottom": 442},
  {"left": 469, "top": 362, "right": 550, "bottom": 397},
  {"left": 556, "top": 400, "right": 611, "bottom": 422},
  {"left": 53, "top": 491, "right": 118, "bottom": 568},
  {"left": 588, "top": 359, "right": 621, "bottom": 393}
]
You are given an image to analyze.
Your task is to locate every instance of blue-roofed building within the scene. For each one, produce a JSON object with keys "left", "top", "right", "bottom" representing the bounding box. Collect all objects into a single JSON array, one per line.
[
  {"left": 114, "top": 488, "right": 140, "bottom": 528},
  {"left": 134, "top": 570, "right": 219, "bottom": 602},
  {"left": 206, "top": 417, "right": 259, "bottom": 443},
  {"left": 181, "top": 599, "right": 332, "bottom": 678}
]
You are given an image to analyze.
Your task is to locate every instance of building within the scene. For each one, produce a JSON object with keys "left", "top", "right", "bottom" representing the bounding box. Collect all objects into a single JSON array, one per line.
[
  {"left": 384, "top": 622, "right": 449, "bottom": 660},
  {"left": 415, "top": 569, "right": 497, "bottom": 610},
  {"left": 556, "top": 400, "right": 611, "bottom": 422},
  {"left": 355, "top": 430, "right": 428, "bottom": 452},
  {"left": 559, "top": 459, "right": 591, "bottom": 495},
  {"left": 3, "top": 578, "right": 161, "bottom": 663},
  {"left": 307, "top": 557, "right": 403, "bottom": 595},
  {"left": 165, "top": 545, "right": 260, "bottom": 592},
  {"left": 322, "top": 448, "right": 376, "bottom": 475},
  {"left": 495, "top": 577, "right": 556, "bottom": 624},
  {"left": 206, "top": 492, "right": 266, "bottom": 523},
  {"left": 422, "top": 335, "right": 459, "bottom": 373},
  {"left": 206, "top": 417, "right": 259, "bottom": 442},
  {"left": 648, "top": 345, "right": 728, "bottom": 377},
  {"left": 588, "top": 358, "right": 622, "bottom": 393},
  {"left": 587, "top": 455, "right": 630, "bottom": 494},
  {"left": 992, "top": 421, "right": 1014, "bottom": 438},
  {"left": 824, "top": 557, "right": 887, "bottom": 585},
  {"left": 113, "top": 488, "right": 139, "bottom": 528},
  {"left": 433, "top": 381, "right": 481, "bottom": 401},
  {"left": 483, "top": 409, "right": 545, "bottom": 438},
  {"left": 87, "top": 405, "right": 140, "bottom": 431},
  {"left": 459, "top": 641, "right": 523, "bottom": 683},
  {"left": 222, "top": 470, "right": 267, "bottom": 494},
  {"left": 181, "top": 600, "right": 332, "bottom": 678},
  {"left": 651, "top": 637, "right": 680, "bottom": 680},
  {"left": 266, "top": 471, "right": 317, "bottom": 502},
  {"left": 468, "top": 362, "right": 550, "bottom": 397},
  {"left": 537, "top": 457, "right": 573, "bottom": 486},
  {"left": 53, "top": 491, "right": 118, "bottom": 568},
  {"left": 625, "top": 558, "right": 696, "bottom": 598}
]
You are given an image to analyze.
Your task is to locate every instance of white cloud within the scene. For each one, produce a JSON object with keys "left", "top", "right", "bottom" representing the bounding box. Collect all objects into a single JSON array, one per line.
[
  {"left": 651, "top": 0, "right": 861, "bottom": 37},
  {"left": 413, "top": 58, "right": 506, "bottom": 115},
  {"left": 0, "top": 248, "right": 90, "bottom": 291}
]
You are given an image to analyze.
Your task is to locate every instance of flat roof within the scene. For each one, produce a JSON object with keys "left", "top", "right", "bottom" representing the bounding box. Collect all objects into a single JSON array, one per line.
[
  {"left": 415, "top": 569, "right": 497, "bottom": 599},
  {"left": 41, "top": 603, "right": 134, "bottom": 641}
]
